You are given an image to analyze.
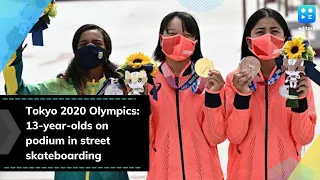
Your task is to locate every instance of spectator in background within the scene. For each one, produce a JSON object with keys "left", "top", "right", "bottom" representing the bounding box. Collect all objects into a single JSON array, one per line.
[
  {"left": 3, "top": 24, "right": 129, "bottom": 180},
  {"left": 225, "top": 8, "right": 317, "bottom": 180},
  {"left": 147, "top": 11, "right": 226, "bottom": 180}
]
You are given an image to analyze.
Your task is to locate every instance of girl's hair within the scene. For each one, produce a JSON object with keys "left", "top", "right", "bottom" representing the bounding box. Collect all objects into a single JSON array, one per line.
[
  {"left": 58, "top": 24, "right": 118, "bottom": 93},
  {"left": 153, "top": 11, "right": 203, "bottom": 62},
  {"left": 241, "top": 8, "right": 292, "bottom": 59}
]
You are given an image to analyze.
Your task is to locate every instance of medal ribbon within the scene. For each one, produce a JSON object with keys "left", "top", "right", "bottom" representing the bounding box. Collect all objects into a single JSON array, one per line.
[
  {"left": 161, "top": 61, "right": 206, "bottom": 94},
  {"left": 96, "top": 78, "right": 112, "bottom": 95},
  {"left": 248, "top": 58, "right": 284, "bottom": 91},
  {"left": 147, "top": 74, "right": 158, "bottom": 100}
]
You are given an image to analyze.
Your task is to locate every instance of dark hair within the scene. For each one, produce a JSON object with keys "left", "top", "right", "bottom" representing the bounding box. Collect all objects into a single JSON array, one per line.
[
  {"left": 241, "top": 8, "right": 291, "bottom": 59},
  {"left": 153, "top": 11, "right": 203, "bottom": 62},
  {"left": 58, "top": 24, "right": 118, "bottom": 93}
]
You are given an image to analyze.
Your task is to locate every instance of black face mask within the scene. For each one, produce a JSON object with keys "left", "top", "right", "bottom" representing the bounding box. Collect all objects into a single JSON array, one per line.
[{"left": 75, "top": 45, "right": 107, "bottom": 69}]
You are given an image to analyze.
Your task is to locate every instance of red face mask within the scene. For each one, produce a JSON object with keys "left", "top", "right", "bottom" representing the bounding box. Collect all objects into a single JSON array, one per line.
[
  {"left": 248, "top": 34, "right": 284, "bottom": 61},
  {"left": 161, "top": 34, "right": 197, "bottom": 61}
]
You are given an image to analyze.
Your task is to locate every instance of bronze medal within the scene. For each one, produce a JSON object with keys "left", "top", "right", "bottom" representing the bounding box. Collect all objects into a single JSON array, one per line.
[{"left": 239, "top": 56, "right": 261, "bottom": 76}]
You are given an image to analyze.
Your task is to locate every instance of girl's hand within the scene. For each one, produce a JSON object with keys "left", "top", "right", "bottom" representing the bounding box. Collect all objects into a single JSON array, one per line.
[
  {"left": 206, "top": 70, "right": 225, "bottom": 92},
  {"left": 232, "top": 70, "right": 253, "bottom": 94},
  {"left": 297, "top": 74, "right": 309, "bottom": 98}
]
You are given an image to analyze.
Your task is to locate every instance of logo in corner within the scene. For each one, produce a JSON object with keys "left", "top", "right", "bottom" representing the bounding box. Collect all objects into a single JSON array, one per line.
[{"left": 298, "top": 5, "right": 316, "bottom": 24}]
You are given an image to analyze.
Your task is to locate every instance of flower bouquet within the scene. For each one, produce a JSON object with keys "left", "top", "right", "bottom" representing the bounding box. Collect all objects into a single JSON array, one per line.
[
  {"left": 280, "top": 36, "right": 316, "bottom": 108},
  {"left": 116, "top": 52, "right": 158, "bottom": 99},
  {"left": 30, "top": 0, "right": 58, "bottom": 46}
]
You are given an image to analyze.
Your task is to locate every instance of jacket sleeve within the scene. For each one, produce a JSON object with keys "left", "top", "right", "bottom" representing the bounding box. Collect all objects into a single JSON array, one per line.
[
  {"left": 3, "top": 47, "right": 54, "bottom": 95},
  {"left": 290, "top": 79, "right": 317, "bottom": 145},
  {"left": 225, "top": 72, "right": 251, "bottom": 145},
  {"left": 201, "top": 87, "right": 226, "bottom": 146}
]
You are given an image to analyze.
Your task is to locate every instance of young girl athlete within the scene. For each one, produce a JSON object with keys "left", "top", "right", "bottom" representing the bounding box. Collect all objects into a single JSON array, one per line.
[
  {"left": 147, "top": 11, "right": 226, "bottom": 180},
  {"left": 225, "top": 8, "right": 317, "bottom": 180}
]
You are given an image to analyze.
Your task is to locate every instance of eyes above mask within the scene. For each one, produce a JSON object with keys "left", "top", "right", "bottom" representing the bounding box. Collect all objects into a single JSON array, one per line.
[
  {"left": 248, "top": 34, "right": 285, "bottom": 61},
  {"left": 161, "top": 34, "right": 197, "bottom": 61},
  {"left": 75, "top": 45, "right": 106, "bottom": 69}
]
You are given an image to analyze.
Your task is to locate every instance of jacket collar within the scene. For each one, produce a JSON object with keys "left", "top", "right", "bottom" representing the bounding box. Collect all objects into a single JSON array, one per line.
[{"left": 159, "top": 61, "right": 193, "bottom": 77}]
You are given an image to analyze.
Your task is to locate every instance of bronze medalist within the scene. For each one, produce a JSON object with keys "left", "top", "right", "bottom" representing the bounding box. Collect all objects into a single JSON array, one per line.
[
  {"left": 239, "top": 56, "right": 261, "bottom": 76},
  {"left": 195, "top": 58, "right": 214, "bottom": 78}
]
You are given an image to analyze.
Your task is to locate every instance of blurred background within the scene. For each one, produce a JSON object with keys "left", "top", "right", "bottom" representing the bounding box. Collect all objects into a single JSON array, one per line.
[{"left": 0, "top": 0, "right": 319, "bottom": 179}]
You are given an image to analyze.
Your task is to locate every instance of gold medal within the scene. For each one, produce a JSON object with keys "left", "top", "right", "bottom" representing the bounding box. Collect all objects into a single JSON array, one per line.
[{"left": 195, "top": 58, "right": 214, "bottom": 78}]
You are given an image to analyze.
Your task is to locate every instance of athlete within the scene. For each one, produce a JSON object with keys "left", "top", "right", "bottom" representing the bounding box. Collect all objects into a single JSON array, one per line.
[
  {"left": 225, "top": 8, "right": 317, "bottom": 180},
  {"left": 3, "top": 24, "right": 129, "bottom": 180},
  {"left": 147, "top": 11, "right": 226, "bottom": 180}
]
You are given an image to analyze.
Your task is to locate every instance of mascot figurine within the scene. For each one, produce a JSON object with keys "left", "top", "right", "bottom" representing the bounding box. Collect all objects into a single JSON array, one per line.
[
  {"left": 117, "top": 52, "right": 158, "bottom": 99},
  {"left": 281, "top": 36, "right": 316, "bottom": 108},
  {"left": 124, "top": 70, "right": 148, "bottom": 95}
]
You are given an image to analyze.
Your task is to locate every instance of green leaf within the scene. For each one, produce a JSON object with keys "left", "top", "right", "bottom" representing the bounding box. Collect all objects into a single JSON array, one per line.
[{"left": 301, "top": 54, "right": 307, "bottom": 60}]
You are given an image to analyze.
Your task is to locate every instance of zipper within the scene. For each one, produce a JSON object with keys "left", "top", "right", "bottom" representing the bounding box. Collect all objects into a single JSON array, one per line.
[
  {"left": 264, "top": 84, "right": 269, "bottom": 180},
  {"left": 175, "top": 77, "right": 186, "bottom": 180}
]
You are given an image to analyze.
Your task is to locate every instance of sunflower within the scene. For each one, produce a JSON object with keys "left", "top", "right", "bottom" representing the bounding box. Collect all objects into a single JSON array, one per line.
[
  {"left": 118, "top": 52, "right": 158, "bottom": 77},
  {"left": 126, "top": 52, "right": 152, "bottom": 68},
  {"left": 283, "top": 37, "right": 305, "bottom": 59}
]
